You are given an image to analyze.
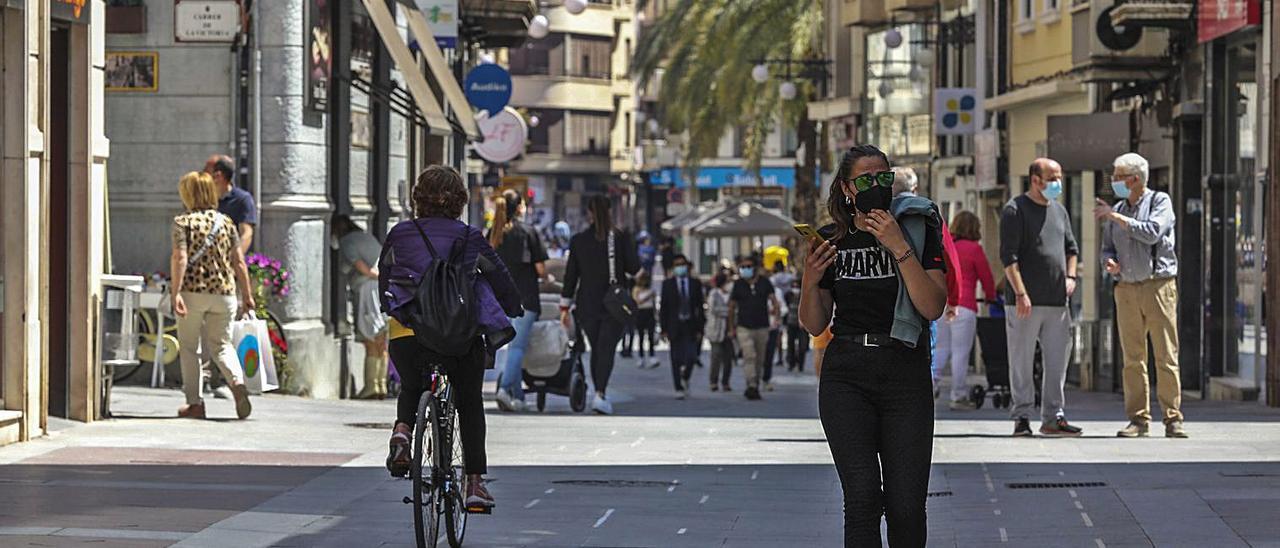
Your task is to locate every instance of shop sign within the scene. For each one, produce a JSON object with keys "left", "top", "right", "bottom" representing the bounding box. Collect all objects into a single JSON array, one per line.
[
  {"left": 474, "top": 107, "right": 527, "bottom": 164},
  {"left": 175, "top": 1, "right": 241, "bottom": 42},
  {"left": 52, "top": 0, "right": 91, "bottom": 23},
  {"left": 463, "top": 64, "right": 513, "bottom": 116},
  {"left": 1046, "top": 112, "right": 1130, "bottom": 172},
  {"left": 414, "top": 0, "right": 458, "bottom": 49},
  {"left": 934, "top": 88, "right": 980, "bottom": 136},
  {"left": 305, "top": 0, "right": 331, "bottom": 112},
  {"left": 724, "top": 186, "right": 786, "bottom": 199},
  {"left": 1198, "top": 0, "right": 1261, "bottom": 43}
]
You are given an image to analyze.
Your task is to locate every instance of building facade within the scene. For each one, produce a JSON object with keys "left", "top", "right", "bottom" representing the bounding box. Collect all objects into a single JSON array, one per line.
[{"left": 1, "top": 0, "right": 112, "bottom": 445}]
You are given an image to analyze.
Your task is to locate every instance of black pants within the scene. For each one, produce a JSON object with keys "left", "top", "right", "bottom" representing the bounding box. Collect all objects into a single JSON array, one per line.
[
  {"left": 390, "top": 337, "right": 487, "bottom": 475},
  {"left": 819, "top": 338, "right": 934, "bottom": 548},
  {"left": 787, "top": 325, "right": 810, "bottom": 371},
  {"left": 764, "top": 328, "right": 782, "bottom": 382},
  {"left": 710, "top": 337, "right": 734, "bottom": 386},
  {"left": 579, "top": 314, "right": 624, "bottom": 395},
  {"left": 634, "top": 309, "right": 656, "bottom": 358},
  {"left": 668, "top": 322, "right": 700, "bottom": 390}
]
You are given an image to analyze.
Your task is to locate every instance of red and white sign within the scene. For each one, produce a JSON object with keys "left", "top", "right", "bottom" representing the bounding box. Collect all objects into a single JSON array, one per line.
[
  {"left": 474, "top": 107, "right": 528, "bottom": 164},
  {"left": 1198, "top": 0, "right": 1261, "bottom": 43}
]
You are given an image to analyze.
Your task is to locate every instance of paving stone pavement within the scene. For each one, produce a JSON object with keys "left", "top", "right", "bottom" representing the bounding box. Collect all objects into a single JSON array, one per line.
[{"left": 1, "top": 349, "right": 1279, "bottom": 547}]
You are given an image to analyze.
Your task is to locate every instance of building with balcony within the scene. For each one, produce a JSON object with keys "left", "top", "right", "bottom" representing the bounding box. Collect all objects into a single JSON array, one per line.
[{"left": 504, "top": 0, "right": 636, "bottom": 232}]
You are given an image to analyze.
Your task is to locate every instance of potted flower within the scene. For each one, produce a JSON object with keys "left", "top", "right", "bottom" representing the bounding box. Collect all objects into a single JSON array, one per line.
[{"left": 245, "top": 253, "right": 294, "bottom": 391}]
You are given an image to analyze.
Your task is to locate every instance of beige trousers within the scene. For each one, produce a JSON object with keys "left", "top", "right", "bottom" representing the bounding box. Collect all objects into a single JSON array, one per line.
[
  {"left": 177, "top": 292, "right": 245, "bottom": 406},
  {"left": 736, "top": 327, "right": 770, "bottom": 390},
  {"left": 1114, "top": 277, "right": 1183, "bottom": 425}
]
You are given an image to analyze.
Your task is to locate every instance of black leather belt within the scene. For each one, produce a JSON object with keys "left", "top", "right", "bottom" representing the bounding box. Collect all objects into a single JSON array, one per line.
[{"left": 835, "top": 333, "right": 901, "bottom": 348}]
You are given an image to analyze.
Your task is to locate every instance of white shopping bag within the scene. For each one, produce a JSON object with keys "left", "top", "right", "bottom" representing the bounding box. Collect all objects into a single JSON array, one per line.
[{"left": 231, "top": 317, "right": 280, "bottom": 394}]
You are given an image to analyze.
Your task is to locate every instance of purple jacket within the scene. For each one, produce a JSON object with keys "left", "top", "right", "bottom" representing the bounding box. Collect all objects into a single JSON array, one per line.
[{"left": 379, "top": 217, "right": 523, "bottom": 351}]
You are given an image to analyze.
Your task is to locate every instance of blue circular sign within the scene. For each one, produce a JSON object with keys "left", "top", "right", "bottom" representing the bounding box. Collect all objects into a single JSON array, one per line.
[{"left": 463, "top": 64, "right": 512, "bottom": 115}]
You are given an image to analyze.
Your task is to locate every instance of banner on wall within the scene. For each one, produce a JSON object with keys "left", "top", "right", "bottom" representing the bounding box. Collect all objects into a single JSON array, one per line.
[
  {"left": 414, "top": 0, "right": 459, "bottom": 49},
  {"left": 1198, "top": 0, "right": 1261, "bottom": 43},
  {"left": 305, "top": 0, "right": 331, "bottom": 113},
  {"left": 934, "top": 88, "right": 980, "bottom": 136}
]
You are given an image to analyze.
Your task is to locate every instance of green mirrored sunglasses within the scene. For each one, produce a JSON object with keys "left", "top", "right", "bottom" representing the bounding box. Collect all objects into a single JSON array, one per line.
[{"left": 844, "top": 170, "right": 896, "bottom": 192}]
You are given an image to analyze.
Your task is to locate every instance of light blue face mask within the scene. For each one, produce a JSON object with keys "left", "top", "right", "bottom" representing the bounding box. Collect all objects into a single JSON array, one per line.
[
  {"left": 1111, "top": 179, "right": 1131, "bottom": 199},
  {"left": 739, "top": 267, "right": 754, "bottom": 279},
  {"left": 1043, "top": 179, "right": 1063, "bottom": 200},
  {"left": 673, "top": 265, "right": 689, "bottom": 278}
]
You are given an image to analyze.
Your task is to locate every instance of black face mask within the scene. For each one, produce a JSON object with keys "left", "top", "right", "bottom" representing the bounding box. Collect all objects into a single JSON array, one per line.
[{"left": 854, "top": 185, "right": 892, "bottom": 214}]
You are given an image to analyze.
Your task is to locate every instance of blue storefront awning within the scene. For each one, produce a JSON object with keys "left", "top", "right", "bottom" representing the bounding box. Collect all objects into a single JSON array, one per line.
[{"left": 650, "top": 166, "right": 810, "bottom": 189}]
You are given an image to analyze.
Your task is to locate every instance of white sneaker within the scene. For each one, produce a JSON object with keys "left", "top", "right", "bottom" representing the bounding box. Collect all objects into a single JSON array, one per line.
[
  {"left": 676, "top": 389, "right": 687, "bottom": 400},
  {"left": 495, "top": 389, "right": 519, "bottom": 412},
  {"left": 591, "top": 394, "right": 613, "bottom": 415}
]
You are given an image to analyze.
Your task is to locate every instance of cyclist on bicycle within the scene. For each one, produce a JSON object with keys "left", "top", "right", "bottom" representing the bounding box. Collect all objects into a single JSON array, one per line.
[{"left": 380, "top": 166, "right": 522, "bottom": 510}]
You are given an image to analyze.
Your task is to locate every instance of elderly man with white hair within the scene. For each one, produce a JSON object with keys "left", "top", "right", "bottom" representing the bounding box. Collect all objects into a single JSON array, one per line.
[{"left": 1094, "top": 152, "right": 1186, "bottom": 438}]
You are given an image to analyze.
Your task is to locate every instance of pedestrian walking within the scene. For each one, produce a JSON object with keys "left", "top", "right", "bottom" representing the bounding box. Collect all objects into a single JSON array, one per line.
[
  {"left": 728, "top": 256, "right": 780, "bottom": 400},
  {"left": 630, "top": 272, "right": 659, "bottom": 368},
  {"left": 490, "top": 190, "right": 550, "bottom": 413},
  {"left": 333, "top": 214, "right": 389, "bottom": 400},
  {"left": 560, "top": 196, "right": 641, "bottom": 415},
  {"left": 381, "top": 166, "right": 523, "bottom": 510},
  {"left": 660, "top": 255, "right": 705, "bottom": 399},
  {"left": 170, "top": 171, "right": 256, "bottom": 420},
  {"left": 937, "top": 211, "right": 996, "bottom": 410},
  {"left": 800, "top": 145, "right": 948, "bottom": 547},
  {"left": 1000, "top": 157, "right": 1083, "bottom": 437},
  {"left": 783, "top": 278, "right": 809, "bottom": 372},
  {"left": 203, "top": 154, "right": 257, "bottom": 400},
  {"left": 1096, "top": 152, "right": 1186, "bottom": 438},
  {"left": 763, "top": 261, "right": 793, "bottom": 390},
  {"left": 706, "top": 272, "right": 735, "bottom": 392}
]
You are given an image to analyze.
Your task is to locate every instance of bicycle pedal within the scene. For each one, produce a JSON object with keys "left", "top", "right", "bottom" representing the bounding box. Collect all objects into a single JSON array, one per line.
[{"left": 402, "top": 497, "right": 413, "bottom": 505}]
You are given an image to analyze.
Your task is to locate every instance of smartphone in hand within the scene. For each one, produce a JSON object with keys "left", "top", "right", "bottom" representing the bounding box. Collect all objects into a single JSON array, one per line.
[{"left": 793, "top": 223, "right": 823, "bottom": 242}]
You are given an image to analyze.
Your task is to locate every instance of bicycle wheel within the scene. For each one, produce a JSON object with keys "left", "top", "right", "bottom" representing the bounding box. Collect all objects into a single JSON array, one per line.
[
  {"left": 443, "top": 400, "right": 468, "bottom": 548},
  {"left": 412, "top": 391, "right": 442, "bottom": 548}
]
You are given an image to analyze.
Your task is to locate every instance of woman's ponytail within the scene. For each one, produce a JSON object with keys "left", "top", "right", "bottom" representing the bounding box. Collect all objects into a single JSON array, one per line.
[{"left": 489, "top": 195, "right": 510, "bottom": 247}]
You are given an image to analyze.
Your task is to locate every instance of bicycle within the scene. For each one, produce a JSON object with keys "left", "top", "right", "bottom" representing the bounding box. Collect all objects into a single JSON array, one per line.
[{"left": 402, "top": 363, "right": 485, "bottom": 548}]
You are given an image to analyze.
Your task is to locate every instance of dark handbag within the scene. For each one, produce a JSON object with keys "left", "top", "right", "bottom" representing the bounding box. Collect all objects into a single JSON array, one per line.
[{"left": 600, "top": 230, "right": 636, "bottom": 324}]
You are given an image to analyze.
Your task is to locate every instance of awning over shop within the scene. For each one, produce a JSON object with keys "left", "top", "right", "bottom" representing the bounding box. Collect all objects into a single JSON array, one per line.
[
  {"left": 690, "top": 202, "right": 797, "bottom": 238},
  {"left": 649, "top": 166, "right": 819, "bottom": 189},
  {"left": 403, "top": 6, "right": 483, "bottom": 141},
  {"left": 361, "top": 0, "right": 451, "bottom": 136}
]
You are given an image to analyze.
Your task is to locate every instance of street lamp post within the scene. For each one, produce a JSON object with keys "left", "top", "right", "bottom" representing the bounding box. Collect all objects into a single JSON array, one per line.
[{"left": 748, "top": 55, "right": 831, "bottom": 225}]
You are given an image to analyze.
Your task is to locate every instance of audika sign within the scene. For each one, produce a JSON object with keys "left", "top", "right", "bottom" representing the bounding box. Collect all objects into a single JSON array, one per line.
[{"left": 463, "top": 63, "right": 513, "bottom": 116}]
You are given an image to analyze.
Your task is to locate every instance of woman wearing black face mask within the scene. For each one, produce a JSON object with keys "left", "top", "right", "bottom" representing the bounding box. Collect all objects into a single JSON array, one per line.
[{"left": 799, "top": 145, "right": 948, "bottom": 547}]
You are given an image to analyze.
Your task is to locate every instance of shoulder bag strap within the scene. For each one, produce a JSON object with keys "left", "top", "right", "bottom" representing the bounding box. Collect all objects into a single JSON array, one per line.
[
  {"left": 187, "top": 213, "right": 225, "bottom": 267},
  {"left": 607, "top": 230, "right": 618, "bottom": 285}
]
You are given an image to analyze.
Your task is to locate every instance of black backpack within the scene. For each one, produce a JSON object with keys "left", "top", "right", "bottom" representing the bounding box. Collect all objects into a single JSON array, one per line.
[{"left": 406, "top": 220, "right": 478, "bottom": 356}]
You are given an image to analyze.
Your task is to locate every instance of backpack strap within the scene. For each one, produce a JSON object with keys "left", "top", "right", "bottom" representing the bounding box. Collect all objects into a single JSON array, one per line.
[
  {"left": 410, "top": 218, "right": 442, "bottom": 260},
  {"left": 607, "top": 230, "right": 618, "bottom": 285},
  {"left": 447, "top": 226, "right": 470, "bottom": 264}
]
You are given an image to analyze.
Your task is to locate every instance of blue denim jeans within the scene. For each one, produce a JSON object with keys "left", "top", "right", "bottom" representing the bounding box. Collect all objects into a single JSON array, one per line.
[{"left": 499, "top": 309, "right": 539, "bottom": 399}]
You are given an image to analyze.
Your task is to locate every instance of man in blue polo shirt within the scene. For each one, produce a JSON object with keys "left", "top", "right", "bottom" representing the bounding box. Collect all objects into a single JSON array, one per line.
[
  {"left": 204, "top": 154, "right": 257, "bottom": 255},
  {"left": 202, "top": 154, "right": 257, "bottom": 399}
]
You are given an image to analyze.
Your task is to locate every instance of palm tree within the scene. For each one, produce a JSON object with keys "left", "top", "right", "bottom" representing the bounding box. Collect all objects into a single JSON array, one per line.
[{"left": 632, "top": 0, "right": 826, "bottom": 225}]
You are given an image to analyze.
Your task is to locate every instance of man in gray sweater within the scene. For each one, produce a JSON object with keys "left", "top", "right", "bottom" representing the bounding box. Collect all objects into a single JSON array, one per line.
[{"left": 999, "top": 158, "right": 1083, "bottom": 438}]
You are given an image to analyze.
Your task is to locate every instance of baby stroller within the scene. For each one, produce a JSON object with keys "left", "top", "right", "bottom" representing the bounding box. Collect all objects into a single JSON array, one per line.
[
  {"left": 494, "top": 292, "right": 588, "bottom": 412},
  {"left": 975, "top": 316, "right": 1042, "bottom": 409}
]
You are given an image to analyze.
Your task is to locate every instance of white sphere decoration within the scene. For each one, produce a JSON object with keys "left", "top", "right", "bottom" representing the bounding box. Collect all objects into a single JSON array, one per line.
[
  {"left": 779, "top": 81, "right": 798, "bottom": 100},
  {"left": 565, "top": 0, "right": 587, "bottom": 15},
  {"left": 884, "top": 28, "right": 903, "bottom": 49},
  {"left": 528, "top": 15, "right": 550, "bottom": 39},
  {"left": 750, "top": 64, "right": 769, "bottom": 84},
  {"left": 646, "top": 118, "right": 660, "bottom": 135},
  {"left": 915, "top": 48, "right": 935, "bottom": 67},
  {"left": 528, "top": 115, "right": 540, "bottom": 128},
  {"left": 908, "top": 65, "right": 924, "bottom": 83},
  {"left": 479, "top": 52, "right": 496, "bottom": 64},
  {"left": 877, "top": 80, "right": 894, "bottom": 99}
]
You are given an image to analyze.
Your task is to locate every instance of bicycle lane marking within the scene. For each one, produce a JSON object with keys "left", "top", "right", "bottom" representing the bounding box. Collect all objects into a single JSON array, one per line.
[{"left": 593, "top": 509, "right": 615, "bottom": 528}]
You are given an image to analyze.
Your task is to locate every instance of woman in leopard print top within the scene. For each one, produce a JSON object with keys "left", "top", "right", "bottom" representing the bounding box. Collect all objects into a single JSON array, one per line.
[{"left": 170, "top": 171, "right": 257, "bottom": 420}]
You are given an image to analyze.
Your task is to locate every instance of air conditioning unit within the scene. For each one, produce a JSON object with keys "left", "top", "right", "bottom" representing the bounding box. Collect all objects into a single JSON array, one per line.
[
  {"left": 1071, "top": 0, "right": 1173, "bottom": 81},
  {"left": 842, "top": 0, "right": 889, "bottom": 27}
]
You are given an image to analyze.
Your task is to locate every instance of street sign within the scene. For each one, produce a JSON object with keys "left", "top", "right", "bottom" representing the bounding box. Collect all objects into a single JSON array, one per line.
[
  {"left": 474, "top": 107, "right": 527, "bottom": 163},
  {"left": 935, "top": 88, "right": 980, "bottom": 135},
  {"left": 414, "top": 0, "right": 459, "bottom": 49},
  {"left": 463, "top": 64, "right": 513, "bottom": 116},
  {"left": 174, "top": 0, "right": 240, "bottom": 43}
]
